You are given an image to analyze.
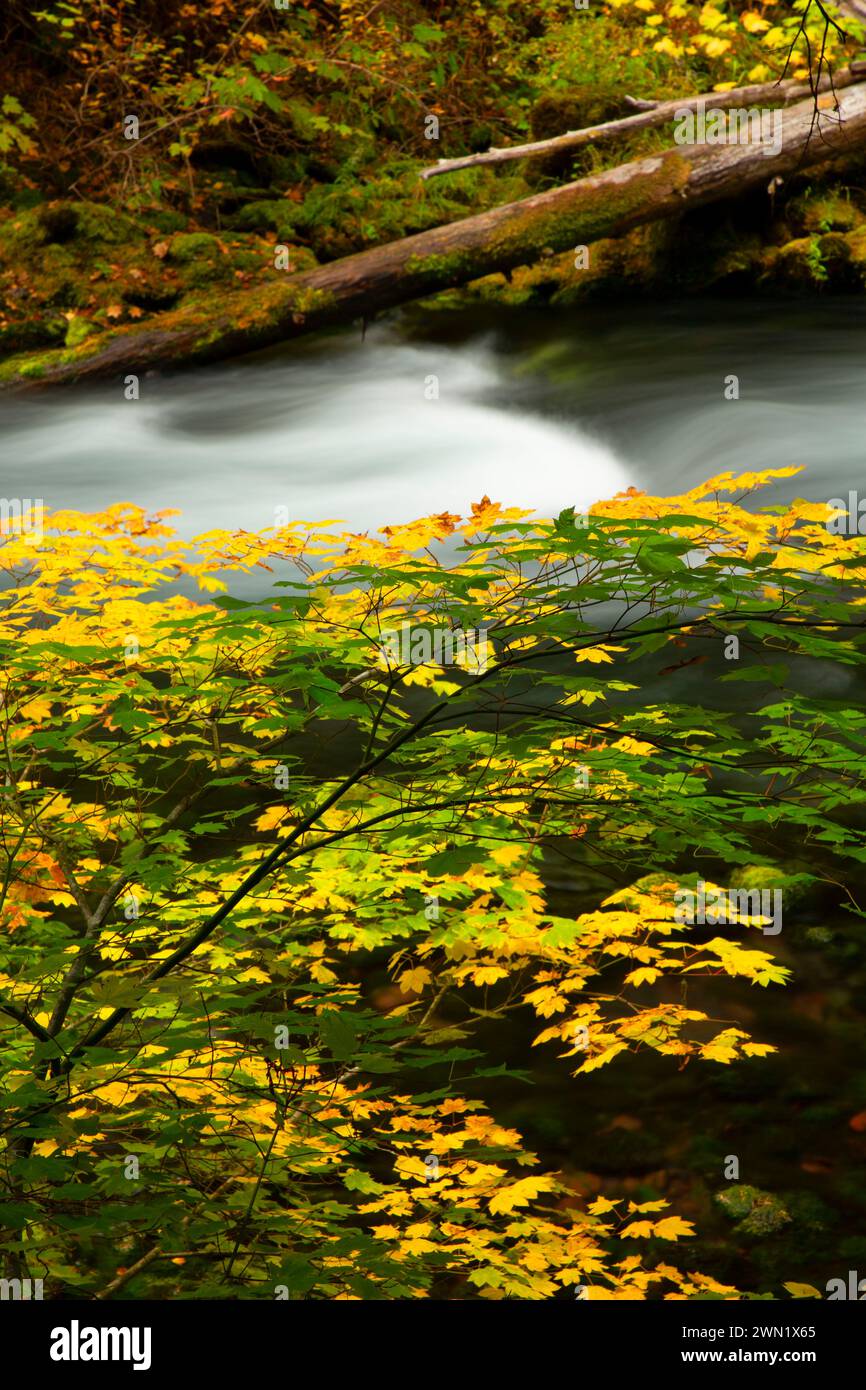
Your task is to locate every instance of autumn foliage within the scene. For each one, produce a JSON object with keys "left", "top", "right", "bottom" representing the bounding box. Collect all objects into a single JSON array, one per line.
[{"left": 1, "top": 468, "right": 865, "bottom": 1298}]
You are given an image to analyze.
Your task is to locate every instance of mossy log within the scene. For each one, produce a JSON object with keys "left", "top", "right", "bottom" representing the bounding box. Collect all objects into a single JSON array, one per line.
[{"left": 4, "top": 85, "right": 866, "bottom": 390}]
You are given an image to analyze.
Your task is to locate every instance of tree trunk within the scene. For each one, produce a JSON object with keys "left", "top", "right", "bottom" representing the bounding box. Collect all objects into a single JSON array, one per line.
[{"left": 4, "top": 85, "right": 866, "bottom": 391}]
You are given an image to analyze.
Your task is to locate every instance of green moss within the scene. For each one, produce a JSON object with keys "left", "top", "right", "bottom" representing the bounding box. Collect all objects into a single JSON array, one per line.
[
  {"left": 0, "top": 162, "right": 42, "bottom": 210},
  {"left": 0, "top": 316, "right": 66, "bottom": 357},
  {"left": 167, "top": 232, "right": 224, "bottom": 264},
  {"left": 759, "top": 236, "right": 829, "bottom": 291},
  {"left": 18, "top": 361, "right": 46, "bottom": 379},
  {"left": 147, "top": 209, "right": 188, "bottom": 235},
  {"left": 288, "top": 158, "right": 499, "bottom": 261},
  {"left": 0, "top": 351, "right": 48, "bottom": 381},
  {"left": 496, "top": 153, "right": 689, "bottom": 263},
  {"left": 64, "top": 315, "right": 96, "bottom": 348},
  {"left": 818, "top": 230, "right": 866, "bottom": 290},
  {"left": 846, "top": 226, "right": 866, "bottom": 267},
  {"left": 404, "top": 249, "right": 471, "bottom": 281},
  {"left": 0, "top": 199, "right": 180, "bottom": 357},
  {"left": 716, "top": 1185, "right": 761, "bottom": 1221},
  {"left": 783, "top": 1192, "right": 832, "bottom": 1231},
  {"left": 531, "top": 87, "right": 630, "bottom": 141},
  {"left": 401, "top": 153, "right": 689, "bottom": 303},
  {"left": 166, "top": 233, "right": 228, "bottom": 290},
  {"left": 70, "top": 202, "right": 141, "bottom": 245},
  {"left": 729, "top": 865, "right": 812, "bottom": 904},
  {"left": 715, "top": 1185, "right": 792, "bottom": 1238},
  {"left": 788, "top": 189, "right": 864, "bottom": 236},
  {"left": 229, "top": 199, "right": 300, "bottom": 241},
  {"left": 0, "top": 262, "right": 343, "bottom": 386},
  {"left": 527, "top": 86, "right": 636, "bottom": 184},
  {"left": 0, "top": 200, "right": 143, "bottom": 252}
]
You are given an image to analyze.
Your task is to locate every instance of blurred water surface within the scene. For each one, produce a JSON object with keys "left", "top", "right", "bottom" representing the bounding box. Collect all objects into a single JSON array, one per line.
[{"left": 1, "top": 297, "right": 862, "bottom": 543}]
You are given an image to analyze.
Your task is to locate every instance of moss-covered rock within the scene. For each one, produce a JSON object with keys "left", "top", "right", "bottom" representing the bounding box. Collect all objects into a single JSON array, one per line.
[
  {"left": 728, "top": 865, "right": 813, "bottom": 905},
  {"left": 146, "top": 209, "right": 188, "bottom": 236},
  {"left": 787, "top": 189, "right": 865, "bottom": 236},
  {"left": 526, "top": 86, "right": 635, "bottom": 184},
  {"left": 843, "top": 225, "right": 866, "bottom": 282},
  {"left": 0, "top": 316, "right": 65, "bottom": 357},
  {"left": 166, "top": 231, "right": 224, "bottom": 265},
  {"left": 759, "top": 236, "right": 829, "bottom": 292},
  {"left": 0, "top": 194, "right": 324, "bottom": 370},
  {"left": 39, "top": 200, "right": 142, "bottom": 247},
  {"left": 228, "top": 199, "right": 300, "bottom": 242},
  {"left": 0, "top": 204, "right": 97, "bottom": 258},
  {"left": 715, "top": 1185, "right": 792, "bottom": 1238}
]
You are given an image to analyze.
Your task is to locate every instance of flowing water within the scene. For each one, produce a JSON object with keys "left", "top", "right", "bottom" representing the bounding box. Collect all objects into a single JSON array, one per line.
[{"left": 1, "top": 297, "right": 864, "bottom": 544}]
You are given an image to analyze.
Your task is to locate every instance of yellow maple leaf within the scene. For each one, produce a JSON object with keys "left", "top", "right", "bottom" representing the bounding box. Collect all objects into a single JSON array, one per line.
[
  {"left": 574, "top": 644, "right": 627, "bottom": 664},
  {"left": 472, "top": 965, "right": 508, "bottom": 987},
  {"left": 399, "top": 966, "right": 432, "bottom": 994},
  {"left": 400, "top": 1237, "right": 438, "bottom": 1256},
  {"left": 652, "top": 1216, "right": 695, "bottom": 1240},
  {"left": 254, "top": 805, "right": 290, "bottom": 832},
  {"left": 588, "top": 1196, "right": 620, "bottom": 1215},
  {"left": 624, "top": 967, "right": 661, "bottom": 988},
  {"left": 620, "top": 1220, "right": 655, "bottom": 1239},
  {"left": 488, "top": 1175, "right": 554, "bottom": 1215},
  {"left": 490, "top": 844, "right": 525, "bottom": 868},
  {"left": 580, "top": 1041, "right": 628, "bottom": 1073}
]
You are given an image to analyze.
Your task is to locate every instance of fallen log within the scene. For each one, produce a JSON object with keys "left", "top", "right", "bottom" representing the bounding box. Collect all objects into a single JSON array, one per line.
[
  {"left": 419, "top": 62, "right": 866, "bottom": 180},
  {"left": 4, "top": 84, "right": 866, "bottom": 391}
]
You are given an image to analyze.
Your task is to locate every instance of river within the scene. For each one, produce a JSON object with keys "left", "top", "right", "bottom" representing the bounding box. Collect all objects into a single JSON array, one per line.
[{"left": 1, "top": 297, "right": 863, "bottom": 543}]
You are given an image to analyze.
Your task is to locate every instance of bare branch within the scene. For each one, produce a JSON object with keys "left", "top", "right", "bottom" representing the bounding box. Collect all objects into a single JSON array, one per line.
[{"left": 419, "top": 63, "right": 866, "bottom": 180}]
